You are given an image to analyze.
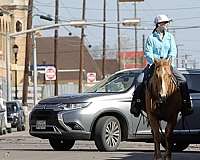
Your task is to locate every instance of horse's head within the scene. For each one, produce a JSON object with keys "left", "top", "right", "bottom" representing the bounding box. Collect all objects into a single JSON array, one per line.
[{"left": 151, "top": 58, "right": 175, "bottom": 102}]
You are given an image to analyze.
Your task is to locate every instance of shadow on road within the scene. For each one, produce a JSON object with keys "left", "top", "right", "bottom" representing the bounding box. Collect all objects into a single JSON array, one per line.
[
  {"left": 105, "top": 151, "right": 200, "bottom": 160},
  {"left": 0, "top": 148, "right": 200, "bottom": 160}
]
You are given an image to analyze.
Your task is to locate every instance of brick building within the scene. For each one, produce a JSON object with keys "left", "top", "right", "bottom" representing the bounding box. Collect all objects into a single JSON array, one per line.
[{"left": 35, "top": 36, "right": 119, "bottom": 95}]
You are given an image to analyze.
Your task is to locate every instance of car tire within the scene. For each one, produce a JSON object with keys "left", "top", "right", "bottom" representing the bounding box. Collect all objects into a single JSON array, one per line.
[
  {"left": 17, "top": 119, "right": 23, "bottom": 131},
  {"left": 161, "top": 141, "right": 189, "bottom": 152},
  {"left": 3, "top": 128, "right": 6, "bottom": 134},
  {"left": 22, "top": 125, "right": 26, "bottom": 131},
  {"left": 7, "top": 128, "right": 12, "bottom": 133},
  {"left": 49, "top": 138, "right": 75, "bottom": 151},
  {"left": 94, "top": 116, "right": 121, "bottom": 151},
  {"left": 17, "top": 125, "right": 22, "bottom": 131},
  {"left": 0, "top": 127, "right": 3, "bottom": 135}
]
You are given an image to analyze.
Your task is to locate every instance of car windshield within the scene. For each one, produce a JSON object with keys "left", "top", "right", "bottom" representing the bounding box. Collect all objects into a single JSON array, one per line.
[
  {"left": 85, "top": 71, "right": 140, "bottom": 93},
  {"left": 6, "top": 103, "right": 18, "bottom": 113}
]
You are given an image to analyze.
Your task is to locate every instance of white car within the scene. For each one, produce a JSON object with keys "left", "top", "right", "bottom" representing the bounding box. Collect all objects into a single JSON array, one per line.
[{"left": 0, "top": 98, "right": 11, "bottom": 134}]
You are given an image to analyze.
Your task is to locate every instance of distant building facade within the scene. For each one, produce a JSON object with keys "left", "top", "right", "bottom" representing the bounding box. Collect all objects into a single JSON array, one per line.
[
  {"left": 0, "top": 0, "right": 28, "bottom": 99},
  {"left": 119, "top": 51, "right": 147, "bottom": 69}
]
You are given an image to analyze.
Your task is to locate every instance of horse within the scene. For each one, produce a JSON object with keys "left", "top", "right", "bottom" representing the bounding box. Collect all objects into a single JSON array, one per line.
[{"left": 145, "top": 59, "right": 182, "bottom": 160}]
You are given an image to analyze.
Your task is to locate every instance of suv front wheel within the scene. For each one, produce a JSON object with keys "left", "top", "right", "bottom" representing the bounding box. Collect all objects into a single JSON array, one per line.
[
  {"left": 94, "top": 116, "right": 121, "bottom": 151},
  {"left": 49, "top": 138, "right": 75, "bottom": 151}
]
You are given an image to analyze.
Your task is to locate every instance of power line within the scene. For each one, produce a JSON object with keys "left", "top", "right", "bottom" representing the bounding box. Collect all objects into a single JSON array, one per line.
[
  {"left": 78, "top": 24, "right": 200, "bottom": 30},
  {"left": 34, "top": 2, "right": 200, "bottom": 12}
]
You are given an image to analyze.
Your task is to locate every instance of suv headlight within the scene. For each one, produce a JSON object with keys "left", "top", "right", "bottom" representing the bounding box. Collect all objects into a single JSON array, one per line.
[{"left": 58, "top": 102, "right": 91, "bottom": 110}]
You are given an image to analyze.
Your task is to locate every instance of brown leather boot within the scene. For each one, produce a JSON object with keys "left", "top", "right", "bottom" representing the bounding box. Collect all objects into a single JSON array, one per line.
[
  {"left": 130, "top": 97, "right": 142, "bottom": 117},
  {"left": 180, "top": 83, "right": 193, "bottom": 116}
]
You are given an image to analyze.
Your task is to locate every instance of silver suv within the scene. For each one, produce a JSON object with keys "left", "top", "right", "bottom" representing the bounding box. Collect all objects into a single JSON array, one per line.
[{"left": 29, "top": 69, "right": 200, "bottom": 151}]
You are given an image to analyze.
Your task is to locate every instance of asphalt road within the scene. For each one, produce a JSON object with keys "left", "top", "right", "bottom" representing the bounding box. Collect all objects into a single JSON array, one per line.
[{"left": 0, "top": 130, "right": 200, "bottom": 160}]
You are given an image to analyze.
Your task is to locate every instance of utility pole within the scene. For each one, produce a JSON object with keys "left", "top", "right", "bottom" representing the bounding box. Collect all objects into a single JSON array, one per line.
[
  {"left": 176, "top": 45, "right": 179, "bottom": 68},
  {"left": 134, "top": 2, "right": 137, "bottom": 68},
  {"left": 142, "top": 34, "right": 145, "bottom": 51},
  {"left": 22, "top": 0, "right": 33, "bottom": 106},
  {"left": 54, "top": 0, "right": 59, "bottom": 96},
  {"left": 102, "top": 0, "right": 106, "bottom": 79},
  {"left": 142, "top": 34, "right": 145, "bottom": 66},
  {"left": 117, "top": 0, "right": 121, "bottom": 70},
  {"left": 78, "top": 0, "right": 86, "bottom": 93}
]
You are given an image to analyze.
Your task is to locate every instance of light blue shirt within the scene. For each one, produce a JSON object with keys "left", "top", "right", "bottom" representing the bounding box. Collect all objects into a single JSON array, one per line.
[{"left": 144, "top": 31, "right": 177, "bottom": 67}]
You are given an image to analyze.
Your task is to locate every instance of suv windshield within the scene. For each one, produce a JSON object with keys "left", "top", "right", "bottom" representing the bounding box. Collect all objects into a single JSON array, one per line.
[{"left": 85, "top": 71, "right": 140, "bottom": 93}]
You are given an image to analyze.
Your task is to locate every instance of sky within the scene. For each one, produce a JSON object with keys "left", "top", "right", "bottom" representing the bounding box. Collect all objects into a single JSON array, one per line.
[{"left": 33, "top": 0, "right": 200, "bottom": 68}]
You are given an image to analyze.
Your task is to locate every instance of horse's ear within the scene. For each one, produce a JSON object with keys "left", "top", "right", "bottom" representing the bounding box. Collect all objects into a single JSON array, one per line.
[
  {"left": 167, "top": 56, "right": 172, "bottom": 65},
  {"left": 154, "top": 58, "right": 159, "bottom": 64}
]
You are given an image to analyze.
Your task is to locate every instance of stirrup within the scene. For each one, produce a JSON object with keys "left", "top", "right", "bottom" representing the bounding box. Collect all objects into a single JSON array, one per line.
[{"left": 131, "top": 106, "right": 141, "bottom": 117}]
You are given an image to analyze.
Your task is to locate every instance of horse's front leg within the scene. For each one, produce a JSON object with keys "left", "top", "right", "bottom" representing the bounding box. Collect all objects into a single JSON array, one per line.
[
  {"left": 146, "top": 94, "right": 163, "bottom": 160},
  {"left": 164, "top": 117, "right": 177, "bottom": 160},
  {"left": 148, "top": 113, "right": 162, "bottom": 160}
]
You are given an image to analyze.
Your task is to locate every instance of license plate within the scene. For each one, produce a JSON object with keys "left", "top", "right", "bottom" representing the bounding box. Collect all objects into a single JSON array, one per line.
[{"left": 36, "top": 120, "right": 46, "bottom": 130}]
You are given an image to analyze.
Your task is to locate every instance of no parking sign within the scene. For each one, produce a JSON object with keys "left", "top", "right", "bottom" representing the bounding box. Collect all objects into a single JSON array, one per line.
[
  {"left": 87, "top": 72, "right": 96, "bottom": 83},
  {"left": 45, "top": 66, "right": 56, "bottom": 81}
]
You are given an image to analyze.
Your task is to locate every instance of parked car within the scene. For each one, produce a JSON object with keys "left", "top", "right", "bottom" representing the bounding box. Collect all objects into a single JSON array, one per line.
[
  {"left": 0, "top": 98, "right": 11, "bottom": 134},
  {"left": 29, "top": 68, "right": 200, "bottom": 151},
  {"left": 6, "top": 100, "right": 26, "bottom": 131},
  {"left": 0, "top": 101, "right": 6, "bottom": 135}
]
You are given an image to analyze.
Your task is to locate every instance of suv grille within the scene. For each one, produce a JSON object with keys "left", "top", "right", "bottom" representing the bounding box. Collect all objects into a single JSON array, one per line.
[{"left": 30, "top": 109, "right": 59, "bottom": 125}]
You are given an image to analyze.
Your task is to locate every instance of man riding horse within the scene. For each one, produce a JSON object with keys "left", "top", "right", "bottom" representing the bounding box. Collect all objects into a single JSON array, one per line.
[{"left": 131, "top": 14, "right": 193, "bottom": 117}]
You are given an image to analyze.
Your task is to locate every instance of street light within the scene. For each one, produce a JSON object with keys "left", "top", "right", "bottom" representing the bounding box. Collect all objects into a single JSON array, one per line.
[
  {"left": 32, "top": 15, "right": 52, "bottom": 106},
  {"left": 13, "top": 44, "right": 19, "bottom": 99},
  {"left": 122, "top": 18, "right": 140, "bottom": 26}
]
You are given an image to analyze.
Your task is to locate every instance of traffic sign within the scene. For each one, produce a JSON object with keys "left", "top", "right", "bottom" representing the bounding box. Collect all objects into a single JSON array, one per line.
[
  {"left": 87, "top": 72, "right": 96, "bottom": 83},
  {"left": 45, "top": 66, "right": 56, "bottom": 81}
]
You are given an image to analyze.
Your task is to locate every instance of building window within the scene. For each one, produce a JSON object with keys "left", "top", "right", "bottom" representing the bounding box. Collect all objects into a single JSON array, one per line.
[{"left": 16, "top": 20, "right": 22, "bottom": 32}]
